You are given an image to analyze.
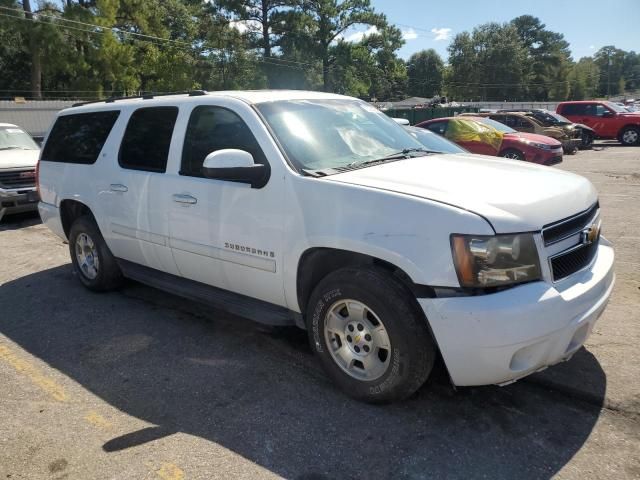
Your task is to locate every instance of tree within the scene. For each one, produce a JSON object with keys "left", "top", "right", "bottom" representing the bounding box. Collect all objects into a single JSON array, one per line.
[
  {"left": 219, "top": 0, "right": 299, "bottom": 58},
  {"left": 567, "top": 57, "right": 600, "bottom": 100},
  {"left": 594, "top": 46, "right": 626, "bottom": 97},
  {"left": 511, "top": 15, "right": 571, "bottom": 100},
  {"left": 406, "top": 49, "right": 443, "bottom": 98},
  {"left": 300, "top": 0, "right": 386, "bottom": 91},
  {"left": 447, "top": 23, "right": 527, "bottom": 101}
]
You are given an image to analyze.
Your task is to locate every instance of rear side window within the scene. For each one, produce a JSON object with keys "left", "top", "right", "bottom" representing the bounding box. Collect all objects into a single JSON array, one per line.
[
  {"left": 560, "top": 104, "right": 589, "bottom": 116},
  {"left": 425, "top": 121, "right": 448, "bottom": 136},
  {"left": 119, "top": 107, "right": 178, "bottom": 172},
  {"left": 180, "top": 105, "right": 266, "bottom": 177},
  {"left": 41, "top": 111, "right": 120, "bottom": 164}
]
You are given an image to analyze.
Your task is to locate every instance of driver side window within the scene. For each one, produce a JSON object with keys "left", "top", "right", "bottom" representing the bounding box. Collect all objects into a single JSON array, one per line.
[
  {"left": 180, "top": 106, "right": 266, "bottom": 177},
  {"left": 594, "top": 104, "right": 608, "bottom": 117},
  {"left": 426, "top": 121, "right": 448, "bottom": 136}
]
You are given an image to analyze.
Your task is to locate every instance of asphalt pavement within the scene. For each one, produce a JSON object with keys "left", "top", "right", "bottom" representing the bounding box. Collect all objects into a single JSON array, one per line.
[{"left": 0, "top": 142, "right": 638, "bottom": 479}]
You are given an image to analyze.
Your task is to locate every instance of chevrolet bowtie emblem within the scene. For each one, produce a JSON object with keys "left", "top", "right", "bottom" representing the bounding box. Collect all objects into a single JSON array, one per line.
[{"left": 581, "top": 223, "right": 600, "bottom": 245}]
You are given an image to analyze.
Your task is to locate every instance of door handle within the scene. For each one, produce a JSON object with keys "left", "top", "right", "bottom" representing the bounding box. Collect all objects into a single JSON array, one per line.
[
  {"left": 172, "top": 194, "right": 197, "bottom": 205},
  {"left": 110, "top": 184, "right": 128, "bottom": 192}
]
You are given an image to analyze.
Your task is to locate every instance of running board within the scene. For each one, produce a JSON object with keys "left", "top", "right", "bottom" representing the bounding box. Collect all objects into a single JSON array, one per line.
[{"left": 117, "top": 259, "right": 296, "bottom": 327}]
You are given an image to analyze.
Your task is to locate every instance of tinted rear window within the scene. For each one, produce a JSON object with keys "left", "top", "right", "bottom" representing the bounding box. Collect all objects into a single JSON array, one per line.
[
  {"left": 119, "top": 107, "right": 178, "bottom": 173},
  {"left": 560, "top": 104, "right": 589, "bottom": 116},
  {"left": 41, "top": 111, "right": 120, "bottom": 164}
]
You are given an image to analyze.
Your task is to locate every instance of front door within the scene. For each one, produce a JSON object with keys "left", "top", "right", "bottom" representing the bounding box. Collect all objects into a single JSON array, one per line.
[{"left": 154, "top": 103, "right": 286, "bottom": 306}]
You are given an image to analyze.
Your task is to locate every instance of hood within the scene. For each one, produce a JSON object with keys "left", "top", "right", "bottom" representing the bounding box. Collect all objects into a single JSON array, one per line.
[
  {"left": 0, "top": 148, "right": 40, "bottom": 169},
  {"left": 540, "top": 126, "right": 567, "bottom": 139},
  {"left": 573, "top": 123, "right": 595, "bottom": 133},
  {"left": 507, "top": 132, "right": 562, "bottom": 146},
  {"left": 327, "top": 154, "right": 597, "bottom": 233}
]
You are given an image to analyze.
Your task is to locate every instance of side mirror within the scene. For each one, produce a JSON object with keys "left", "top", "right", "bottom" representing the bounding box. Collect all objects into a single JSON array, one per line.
[
  {"left": 202, "top": 149, "right": 269, "bottom": 188},
  {"left": 601, "top": 110, "right": 614, "bottom": 118}
]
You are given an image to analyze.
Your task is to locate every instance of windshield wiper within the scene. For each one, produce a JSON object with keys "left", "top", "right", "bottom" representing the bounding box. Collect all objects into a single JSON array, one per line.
[{"left": 347, "top": 148, "right": 435, "bottom": 168}]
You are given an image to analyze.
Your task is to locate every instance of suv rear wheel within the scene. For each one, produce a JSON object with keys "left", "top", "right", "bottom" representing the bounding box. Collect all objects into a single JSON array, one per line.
[
  {"left": 68, "top": 215, "right": 123, "bottom": 291},
  {"left": 306, "top": 266, "right": 435, "bottom": 403},
  {"left": 620, "top": 126, "right": 640, "bottom": 146}
]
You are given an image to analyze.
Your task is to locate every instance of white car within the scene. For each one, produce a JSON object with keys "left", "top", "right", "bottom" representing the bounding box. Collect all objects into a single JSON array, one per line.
[
  {"left": 38, "top": 91, "right": 615, "bottom": 403},
  {"left": 0, "top": 123, "right": 40, "bottom": 221}
]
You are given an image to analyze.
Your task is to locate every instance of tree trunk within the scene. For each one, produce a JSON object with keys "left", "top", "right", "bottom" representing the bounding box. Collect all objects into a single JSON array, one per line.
[
  {"left": 261, "top": 0, "right": 270, "bottom": 58},
  {"left": 22, "top": 0, "right": 42, "bottom": 99}
]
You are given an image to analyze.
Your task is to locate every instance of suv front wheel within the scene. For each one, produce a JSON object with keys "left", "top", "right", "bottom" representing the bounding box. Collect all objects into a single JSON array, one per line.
[
  {"left": 620, "top": 126, "right": 640, "bottom": 146},
  {"left": 68, "top": 215, "right": 123, "bottom": 291},
  {"left": 306, "top": 266, "right": 435, "bottom": 403}
]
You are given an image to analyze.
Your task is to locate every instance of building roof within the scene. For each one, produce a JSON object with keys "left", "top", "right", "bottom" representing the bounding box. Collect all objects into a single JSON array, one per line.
[
  {"left": 389, "top": 97, "right": 432, "bottom": 109},
  {"left": 0, "top": 100, "right": 75, "bottom": 138}
]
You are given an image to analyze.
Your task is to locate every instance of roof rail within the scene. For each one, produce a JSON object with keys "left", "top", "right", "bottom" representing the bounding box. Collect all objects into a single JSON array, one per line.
[{"left": 71, "top": 90, "right": 208, "bottom": 108}]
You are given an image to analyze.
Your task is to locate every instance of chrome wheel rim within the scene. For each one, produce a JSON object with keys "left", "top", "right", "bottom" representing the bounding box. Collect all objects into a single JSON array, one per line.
[
  {"left": 622, "top": 130, "right": 638, "bottom": 144},
  {"left": 504, "top": 152, "right": 522, "bottom": 160},
  {"left": 324, "top": 299, "right": 391, "bottom": 381},
  {"left": 75, "top": 233, "right": 99, "bottom": 280}
]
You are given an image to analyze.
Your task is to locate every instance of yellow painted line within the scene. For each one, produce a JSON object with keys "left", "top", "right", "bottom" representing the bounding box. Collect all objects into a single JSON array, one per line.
[
  {"left": 156, "top": 463, "right": 185, "bottom": 480},
  {"left": 0, "top": 344, "right": 68, "bottom": 402},
  {"left": 84, "top": 411, "right": 113, "bottom": 430}
]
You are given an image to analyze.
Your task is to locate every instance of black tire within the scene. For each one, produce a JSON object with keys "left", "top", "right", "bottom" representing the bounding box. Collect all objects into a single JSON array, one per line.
[
  {"left": 619, "top": 126, "right": 640, "bottom": 146},
  {"left": 306, "top": 266, "right": 436, "bottom": 403},
  {"left": 68, "top": 215, "right": 123, "bottom": 291},
  {"left": 499, "top": 148, "right": 525, "bottom": 160},
  {"left": 580, "top": 131, "right": 594, "bottom": 150}
]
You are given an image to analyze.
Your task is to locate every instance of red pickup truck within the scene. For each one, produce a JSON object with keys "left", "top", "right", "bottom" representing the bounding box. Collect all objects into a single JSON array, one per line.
[{"left": 556, "top": 101, "right": 640, "bottom": 146}]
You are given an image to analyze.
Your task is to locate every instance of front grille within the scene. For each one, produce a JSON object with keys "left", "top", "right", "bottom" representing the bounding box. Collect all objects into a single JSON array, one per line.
[
  {"left": 550, "top": 241, "right": 598, "bottom": 281},
  {"left": 542, "top": 202, "right": 599, "bottom": 246},
  {"left": 0, "top": 169, "right": 36, "bottom": 189},
  {"left": 548, "top": 156, "right": 563, "bottom": 165}
]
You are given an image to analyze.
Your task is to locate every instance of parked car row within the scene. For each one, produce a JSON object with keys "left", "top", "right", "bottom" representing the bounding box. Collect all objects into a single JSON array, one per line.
[
  {"left": 415, "top": 116, "right": 564, "bottom": 165},
  {"left": 401, "top": 100, "right": 640, "bottom": 167}
]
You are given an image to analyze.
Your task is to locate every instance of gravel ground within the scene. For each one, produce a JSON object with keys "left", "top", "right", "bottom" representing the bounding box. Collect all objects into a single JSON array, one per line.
[{"left": 0, "top": 142, "right": 638, "bottom": 480}]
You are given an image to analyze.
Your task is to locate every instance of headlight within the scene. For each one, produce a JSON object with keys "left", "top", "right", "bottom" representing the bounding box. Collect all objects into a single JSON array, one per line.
[
  {"left": 451, "top": 234, "right": 541, "bottom": 288},
  {"left": 526, "top": 141, "right": 553, "bottom": 150}
]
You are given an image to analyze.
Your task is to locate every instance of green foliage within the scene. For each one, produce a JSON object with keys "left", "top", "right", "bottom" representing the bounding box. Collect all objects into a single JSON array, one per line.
[
  {"left": 568, "top": 57, "right": 600, "bottom": 100},
  {"left": 406, "top": 49, "right": 443, "bottom": 98},
  {"left": 0, "top": 4, "right": 637, "bottom": 103},
  {"left": 447, "top": 23, "right": 527, "bottom": 101}
]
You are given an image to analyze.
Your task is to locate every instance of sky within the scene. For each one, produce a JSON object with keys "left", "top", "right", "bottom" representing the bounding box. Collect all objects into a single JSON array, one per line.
[{"left": 350, "top": 0, "right": 640, "bottom": 60}]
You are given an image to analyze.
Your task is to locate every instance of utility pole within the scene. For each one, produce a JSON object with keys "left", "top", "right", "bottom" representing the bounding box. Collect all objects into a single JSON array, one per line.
[{"left": 607, "top": 53, "right": 611, "bottom": 100}]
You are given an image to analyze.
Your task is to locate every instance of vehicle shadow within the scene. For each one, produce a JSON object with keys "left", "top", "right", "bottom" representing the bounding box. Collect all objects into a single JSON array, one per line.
[
  {"left": 0, "top": 265, "right": 607, "bottom": 479},
  {"left": 0, "top": 211, "right": 41, "bottom": 231}
]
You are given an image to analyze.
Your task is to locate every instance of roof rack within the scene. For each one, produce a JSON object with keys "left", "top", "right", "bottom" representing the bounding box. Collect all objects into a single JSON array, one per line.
[{"left": 72, "top": 90, "right": 208, "bottom": 107}]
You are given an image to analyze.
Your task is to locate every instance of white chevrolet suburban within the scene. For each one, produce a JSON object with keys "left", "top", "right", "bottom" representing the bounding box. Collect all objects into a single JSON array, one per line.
[
  {"left": 0, "top": 123, "right": 40, "bottom": 221},
  {"left": 38, "top": 90, "right": 615, "bottom": 403}
]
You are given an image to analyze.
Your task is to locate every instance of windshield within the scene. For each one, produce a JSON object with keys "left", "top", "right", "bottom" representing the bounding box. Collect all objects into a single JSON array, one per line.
[
  {"left": 534, "top": 110, "right": 571, "bottom": 125},
  {"left": 605, "top": 101, "right": 628, "bottom": 113},
  {"left": 473, "top": 117, "right": 517, "bottom": 134},
  {"left": 0, "top": 126, "right": 39, "bottom": 150},
  {"left": 256, "top": 99, "right": 426, "bottom": 171},
  {"left": 406, "top": 127, "right": 466, "bottom": 153}
]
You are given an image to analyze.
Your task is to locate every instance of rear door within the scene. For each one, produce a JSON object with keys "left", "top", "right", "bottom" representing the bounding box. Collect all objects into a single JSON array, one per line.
[
  {"left": 558, "top": 103, "right": 589, "bottom": 125},
  {"left": 101, "top": 106, "right": 180, "bottom": 274}
]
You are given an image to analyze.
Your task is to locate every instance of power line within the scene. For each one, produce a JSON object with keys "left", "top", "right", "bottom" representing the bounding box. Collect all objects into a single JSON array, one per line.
[{"left": 0, "top": 5, "right": 323, "bottom": 71}]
